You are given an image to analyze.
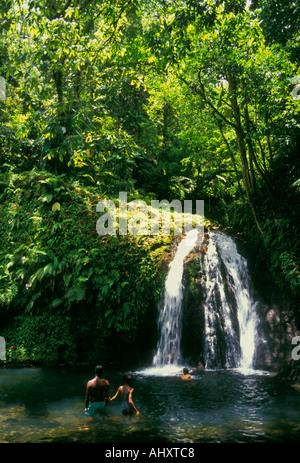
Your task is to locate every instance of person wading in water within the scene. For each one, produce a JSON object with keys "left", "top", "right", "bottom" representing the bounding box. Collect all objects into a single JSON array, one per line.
[
  {"left": 85, "top": 365, "right": 110, "bottom": 416},
  {"left": 110, "top": 372, "right": 139, "bottom": 416},
  {"left": 181, "top": 367, "right": 192, "bottom": 381}
]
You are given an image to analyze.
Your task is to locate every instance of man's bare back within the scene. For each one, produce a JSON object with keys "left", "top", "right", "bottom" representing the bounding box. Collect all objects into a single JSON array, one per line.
[
  {"left": 85, "top": 366, "right": 110, "bottom": 412},
  {"left": 86, "top": 377, "right": 110, "bottom": 403}
]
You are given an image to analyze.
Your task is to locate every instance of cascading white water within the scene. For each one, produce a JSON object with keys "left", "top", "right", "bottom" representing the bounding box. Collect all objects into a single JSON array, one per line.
[
  {"left": 150, "top": 229, "right": 259, "bottom": 375},
  {"left": 204, "top": 231, "right": 258, "bottom": 370},
  {"left": 153, "top": 229, "right": 200, "bottom": 368}
]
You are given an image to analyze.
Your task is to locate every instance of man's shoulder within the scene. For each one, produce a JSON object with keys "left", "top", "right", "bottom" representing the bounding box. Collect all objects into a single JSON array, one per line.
[
  {"left": 181, "top": 374, "right": 192, "bottom": 380},
  {"left": 99, "top": 377, "right": 109, "bottom": 385}
]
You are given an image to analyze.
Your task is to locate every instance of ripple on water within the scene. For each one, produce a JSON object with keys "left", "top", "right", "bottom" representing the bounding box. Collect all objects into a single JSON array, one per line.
[{"left": 1, "top": 367, "right": 300, "bottom": 443}]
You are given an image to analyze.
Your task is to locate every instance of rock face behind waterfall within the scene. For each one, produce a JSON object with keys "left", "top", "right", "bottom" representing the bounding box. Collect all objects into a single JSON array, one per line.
[
  {"left": 180, "top": 230, "right": 297, "bottom": 371},
  {"left": 181, "top": 246, "right": 206, "bottom": 367},
  {"left": 249, "top": 276, "right": 297, "bottom": 371}
]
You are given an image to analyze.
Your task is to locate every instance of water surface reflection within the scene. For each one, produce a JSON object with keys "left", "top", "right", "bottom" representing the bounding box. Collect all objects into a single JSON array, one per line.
[{"left": 0, "top": 366, "right": 299, "bottom": 443}]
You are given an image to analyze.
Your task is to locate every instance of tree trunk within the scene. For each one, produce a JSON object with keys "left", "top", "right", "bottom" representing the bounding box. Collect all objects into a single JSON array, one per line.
[
  {"left": 227, "top": 70, "right": 264, "bottom": 236},
  {"left": 53, "top": 68, "right": 63, "bottom": 107},
  {"left": 217, "top": 121, "right": 244, "bottom": 197}
]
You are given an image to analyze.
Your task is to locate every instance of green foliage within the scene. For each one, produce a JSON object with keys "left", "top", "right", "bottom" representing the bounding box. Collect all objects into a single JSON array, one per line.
[
  {"left": 0, "top": 170, "right": 168, "bottom": 362},
  {"left": 252, "top": 0, "right": 300, "bottom": 53},
  {"left": 0, "top": 264, "right": 18, "bottom": 305},
  {"left": 227, "top": 145, "right": 300, "bottom": 307},
  {"left": 0, "top": 0, "right": 299, "bottom": 362},
  {"left": 4, "top": 313, "right": 77, "bottom": 364}
]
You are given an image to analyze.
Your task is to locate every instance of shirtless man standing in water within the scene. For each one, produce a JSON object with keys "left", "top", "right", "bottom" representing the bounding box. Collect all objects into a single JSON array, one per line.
[{"left": 85, "top": 365, "right": 110, "bottom": 416}]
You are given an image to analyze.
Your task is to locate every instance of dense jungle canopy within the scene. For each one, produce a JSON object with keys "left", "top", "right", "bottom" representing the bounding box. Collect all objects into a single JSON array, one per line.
[{"left": 0, "top": 0, "right": 299, "bottom": 365}]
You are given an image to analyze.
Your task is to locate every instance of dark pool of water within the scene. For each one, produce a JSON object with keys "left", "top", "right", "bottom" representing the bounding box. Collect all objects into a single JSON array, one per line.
[{"left": 0, "top": 365, "right": 299, "bottom": 443}]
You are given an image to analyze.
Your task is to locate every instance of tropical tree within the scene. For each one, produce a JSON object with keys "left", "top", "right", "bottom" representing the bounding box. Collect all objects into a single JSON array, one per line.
[{"left": 143, "top": 2, "right": 299, "bottom": 232}]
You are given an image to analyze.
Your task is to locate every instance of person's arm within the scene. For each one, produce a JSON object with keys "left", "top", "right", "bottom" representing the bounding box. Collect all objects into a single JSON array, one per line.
[
  {"left": 110, "top": 386, "right": 121, "bottom": 401},
  {"left": 85, "top": 384, "right": 91, "bottom": 409},
  {"left": 128, "top": 389, "right": 139, "bottom": 415}
]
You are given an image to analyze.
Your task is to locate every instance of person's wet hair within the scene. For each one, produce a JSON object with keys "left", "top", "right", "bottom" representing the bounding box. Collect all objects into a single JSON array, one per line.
[
  {"left": 183, "top": 368, "right": 189, "bottom": 375},
  {"left": 95, "top": 365, "right": 103, "bottom": 377},
  {"left": 123, "top": 372, "right": 132, "bottom": 385}
]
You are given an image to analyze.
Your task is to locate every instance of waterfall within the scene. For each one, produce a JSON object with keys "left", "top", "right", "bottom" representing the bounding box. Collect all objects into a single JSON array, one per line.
[
  {"left": 153, "top": 229, "right": 200, "bottom": 367},
  {"left": 151, "top": 229, "right": 259, "bottom": 374},
  {"left": 203, "top": 231, "right": 258, "bottom": 370}
]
